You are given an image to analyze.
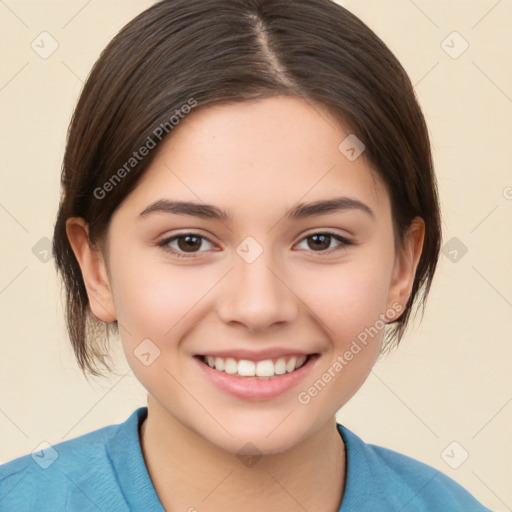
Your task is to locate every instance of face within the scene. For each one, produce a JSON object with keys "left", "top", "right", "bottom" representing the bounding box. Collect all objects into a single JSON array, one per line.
[{"left": 69, "top": 95, "right": 424, "bottom": 455}]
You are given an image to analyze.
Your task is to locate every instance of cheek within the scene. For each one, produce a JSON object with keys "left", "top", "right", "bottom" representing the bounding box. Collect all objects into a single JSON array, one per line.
[
  {"left": 110, "top": 258, "right": 204, "bottom": 394},
  {"left": 310, "top": 256, "right": 393, "bottom": 344},
  {"left": 296, "top": 263, "right": 389, "bottom": 412},
  {"left": 112, "top": 260, "right": 205, "bottom": 341}
]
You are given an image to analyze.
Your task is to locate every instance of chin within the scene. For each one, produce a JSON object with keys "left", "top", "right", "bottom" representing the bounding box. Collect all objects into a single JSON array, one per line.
[{"left": 201, "top": 413, "right": 319, "bottom": 457}]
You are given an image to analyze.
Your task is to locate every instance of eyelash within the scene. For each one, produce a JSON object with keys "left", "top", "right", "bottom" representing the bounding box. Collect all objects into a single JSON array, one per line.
[{"left": 157, "top": 230, "right": 353, "bottom": 259}]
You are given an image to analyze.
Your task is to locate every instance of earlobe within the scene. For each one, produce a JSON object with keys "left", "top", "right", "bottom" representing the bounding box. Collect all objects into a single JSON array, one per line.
[
  {"left": 386, "top": 217, "right": 425, "bottom": 320},
  {"left": 65, "top": 218, "right": 117, "bottom": 323}
]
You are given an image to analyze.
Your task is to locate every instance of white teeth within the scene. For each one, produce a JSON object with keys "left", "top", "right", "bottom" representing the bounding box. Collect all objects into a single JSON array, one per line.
[
  {"left": 296, "top": 355, "right": 307, "bottom": 369},
  {"left": 274, "top": 358, "right": 287, "bottom": 375},
  {"left": 202, "top": 354, "right": 309, "bottom": 377},
  {"left": 256, "top": 360, "right": 274, "bottom": 377},
  {"left": 238, "top": 360, "right": 256, "bottom": 376},
  {"left": 224, "top": 358, "right": 238, "bottom": 374},
  {"left": 285, "top": 357, "right": 297, "bottom": 373}
]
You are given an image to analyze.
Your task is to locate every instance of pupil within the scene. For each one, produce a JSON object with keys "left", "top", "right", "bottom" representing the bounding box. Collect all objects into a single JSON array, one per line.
[
  {"left": 179, "top": 235, "right": 201, "bottom": 252},
  {"left": 310, "top": 234, "right": 330, "bottom": 250}
]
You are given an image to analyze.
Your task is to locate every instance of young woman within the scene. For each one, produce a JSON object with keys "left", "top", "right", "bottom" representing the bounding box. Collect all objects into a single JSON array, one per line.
[{"left": 0, "top": 0, "right": 494, "bottom": 510}]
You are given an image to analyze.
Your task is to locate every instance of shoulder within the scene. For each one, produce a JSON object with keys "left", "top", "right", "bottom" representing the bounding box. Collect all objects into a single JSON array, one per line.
[
  {"left": 0, "top": 408, "right": 146, "bottom": 512},
  {"left": 337, "top": 424, "right": 493, "bottom": 511}
]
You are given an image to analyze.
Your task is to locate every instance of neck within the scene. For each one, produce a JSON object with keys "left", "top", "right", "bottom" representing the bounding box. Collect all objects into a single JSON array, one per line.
[{"left": 139, "top": 394, "right": 346, "bottom": 512}]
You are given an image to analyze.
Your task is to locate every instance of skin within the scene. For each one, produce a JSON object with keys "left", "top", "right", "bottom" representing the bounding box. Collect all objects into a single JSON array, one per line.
[{"left": 66, "top": 95, "right": 424, "bottom": 511}]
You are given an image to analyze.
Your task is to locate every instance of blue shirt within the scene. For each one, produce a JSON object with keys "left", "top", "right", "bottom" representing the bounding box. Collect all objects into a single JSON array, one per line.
[{"left": 0, "top": 407, "right": 492, "bottom": 511}]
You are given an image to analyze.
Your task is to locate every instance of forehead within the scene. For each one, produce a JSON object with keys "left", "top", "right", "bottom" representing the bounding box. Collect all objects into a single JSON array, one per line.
[{"left": 120, "top": 95, "right": 389, "bottom": 222}]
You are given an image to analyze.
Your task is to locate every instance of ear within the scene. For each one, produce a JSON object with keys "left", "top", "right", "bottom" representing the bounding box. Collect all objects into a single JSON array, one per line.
[
  {"left": 65, "top": 217, "right": 116, "bottom": 323},
  {"left": 385, "top": 217, "right": 425, "bottom": 321}
]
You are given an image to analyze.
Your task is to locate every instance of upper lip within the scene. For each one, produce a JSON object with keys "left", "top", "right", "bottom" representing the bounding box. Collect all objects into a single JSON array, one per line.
[{"left": 196, "top": 348, "right": 316, "bottom": 362}]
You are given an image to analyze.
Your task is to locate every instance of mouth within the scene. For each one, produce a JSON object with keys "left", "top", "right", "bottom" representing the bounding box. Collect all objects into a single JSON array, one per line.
[
  {"left": 195, "top": 353, "right": 316, "bottom": 379},
  {"left": 194, "top": 351, "right": 320, "bottom": 400}
]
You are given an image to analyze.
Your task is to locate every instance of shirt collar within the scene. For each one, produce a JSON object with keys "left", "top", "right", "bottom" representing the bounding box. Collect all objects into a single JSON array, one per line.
[
  {"left": 107, "top": 407, "right": 364, "bottom": 511},
  {"left": 106, "top": 407, "right": 165, "bottom": 511}
]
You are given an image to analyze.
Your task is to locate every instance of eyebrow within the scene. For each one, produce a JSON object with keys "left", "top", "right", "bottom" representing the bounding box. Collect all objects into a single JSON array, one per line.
[{"left": 139, "top": 197, "right": 375, "bottom": 222}]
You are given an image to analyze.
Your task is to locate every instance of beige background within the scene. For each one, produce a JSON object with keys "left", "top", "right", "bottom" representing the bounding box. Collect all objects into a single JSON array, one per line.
[{"left": 0, "top": 1, "right": 511, "bottom": 510}]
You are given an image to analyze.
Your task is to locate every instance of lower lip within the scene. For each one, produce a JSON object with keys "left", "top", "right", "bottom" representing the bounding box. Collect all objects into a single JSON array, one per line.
[{"left": 194, "top": 355, "right": 318, "bottom": 401}]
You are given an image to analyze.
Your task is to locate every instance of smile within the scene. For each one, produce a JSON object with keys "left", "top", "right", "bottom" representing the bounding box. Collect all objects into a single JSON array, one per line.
[
  {"left": 194, "top": 352, "right": 319, "bottom": 400},
  {"left": 198, "top": 354, "right": 310, "bottom": 379}
]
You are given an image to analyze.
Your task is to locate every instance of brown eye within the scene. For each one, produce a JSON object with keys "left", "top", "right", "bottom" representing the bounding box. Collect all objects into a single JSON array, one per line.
[
  {"left": 158, "top": 230, "right": 352, "bottom": 259},
  {"left": 307, "top": 233, "right": 332, "bottom": 251},
  {"left": 297, "top": 231, "right": 352, "bottom": 254},
  {"left": 158, "top": 233, "right": 214, "bottom": 258},
  {"left": 175, "top": 235, "right": 203, "bottom": 253}
]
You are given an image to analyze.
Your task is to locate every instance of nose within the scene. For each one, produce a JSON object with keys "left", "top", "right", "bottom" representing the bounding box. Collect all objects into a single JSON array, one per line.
[{"left": 216, "top": 250, "right": 298, "bottom": 334}]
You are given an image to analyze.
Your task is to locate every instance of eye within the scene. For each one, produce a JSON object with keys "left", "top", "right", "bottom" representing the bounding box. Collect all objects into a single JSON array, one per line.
[
  {"left": 296, "top": 230, "right": 352, "bottom": 255},
  {"left": 157, "top": 230, "right": 352, "bottom": 259},
  {"left": 158, "top": 233, "right": 215, "bottom": 258}
]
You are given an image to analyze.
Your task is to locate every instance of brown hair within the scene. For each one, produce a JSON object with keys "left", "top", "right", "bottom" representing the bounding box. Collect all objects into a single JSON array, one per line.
[{"left": 53, "top": 0, "right": 442, "bottom": 376}]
